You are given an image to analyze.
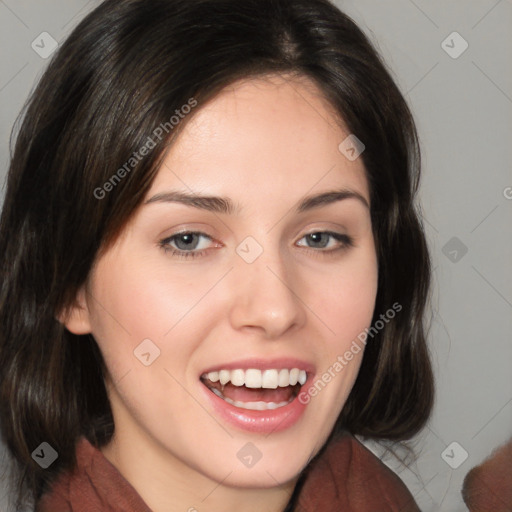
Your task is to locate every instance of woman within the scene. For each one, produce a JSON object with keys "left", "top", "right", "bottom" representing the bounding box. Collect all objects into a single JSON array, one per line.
[{"left": 0, "top": 0, "right": 434, "bottom": 510}]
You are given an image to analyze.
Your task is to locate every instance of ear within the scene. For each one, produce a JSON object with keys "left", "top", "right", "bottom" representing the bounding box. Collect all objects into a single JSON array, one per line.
[{"left": 57, "top": 286, "right": 92, "bottom": 334}]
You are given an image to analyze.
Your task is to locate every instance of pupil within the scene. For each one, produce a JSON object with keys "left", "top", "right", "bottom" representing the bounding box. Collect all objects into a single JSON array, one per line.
[
  {"left": 309, "top": 233, "right": 327, "bottom": 247},
  {"left": 176, "top": 233, "right": 197, "bottom": 250}
]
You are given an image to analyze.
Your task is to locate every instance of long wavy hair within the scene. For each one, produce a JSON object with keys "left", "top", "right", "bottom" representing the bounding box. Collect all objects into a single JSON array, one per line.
[{"left": 0, "top": 0, "right": 434, "bottom": 510}]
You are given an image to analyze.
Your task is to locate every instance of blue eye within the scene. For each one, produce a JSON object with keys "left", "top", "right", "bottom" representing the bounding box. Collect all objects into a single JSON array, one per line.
[
  {"left": 159, "top": 232, "right": 214, "bottom": 259},
  {"left": 297, "top": 231, "right": 353, "bottom": 250},
  {"left": 159, "top": 230, "right": 353, "bottom": 259}
]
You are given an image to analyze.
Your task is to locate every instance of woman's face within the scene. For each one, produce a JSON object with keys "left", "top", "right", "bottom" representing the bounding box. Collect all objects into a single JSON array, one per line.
[{"left": 68, "top": 74, "right": 377, "bottom": 497}]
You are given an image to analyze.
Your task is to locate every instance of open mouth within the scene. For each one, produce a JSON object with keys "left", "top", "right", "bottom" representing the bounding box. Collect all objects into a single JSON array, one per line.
[{"left": 200, "top": 368, "right": 308, "bottom": 411}]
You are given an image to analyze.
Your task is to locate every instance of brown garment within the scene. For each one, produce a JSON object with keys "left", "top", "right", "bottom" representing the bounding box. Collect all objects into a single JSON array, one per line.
[
  {"left": 462, "top": 438, "right": 512, "bottom": 511},
  {"left": 36, "top": 431, "right": 420, "bottom": 512}
]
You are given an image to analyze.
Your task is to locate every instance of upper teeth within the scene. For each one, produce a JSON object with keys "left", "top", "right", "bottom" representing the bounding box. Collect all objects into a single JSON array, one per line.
[{"left": 204, "top": 368, "right": 307, "bottom": 388}]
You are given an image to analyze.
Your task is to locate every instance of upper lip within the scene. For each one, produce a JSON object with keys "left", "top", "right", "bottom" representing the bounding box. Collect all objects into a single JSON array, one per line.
[{"left": 199, "top": 357, "right": 315, "bottom": 376}]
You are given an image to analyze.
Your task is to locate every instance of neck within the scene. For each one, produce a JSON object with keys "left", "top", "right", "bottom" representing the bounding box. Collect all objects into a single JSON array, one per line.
[{"left": 100, "top": 430, "right": 299, "bottom": 512}]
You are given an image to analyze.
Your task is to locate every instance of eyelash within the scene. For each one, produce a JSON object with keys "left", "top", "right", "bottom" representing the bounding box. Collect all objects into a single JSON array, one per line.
[{"left": 159, "top": 230, "right": 354, "bottom": 259}]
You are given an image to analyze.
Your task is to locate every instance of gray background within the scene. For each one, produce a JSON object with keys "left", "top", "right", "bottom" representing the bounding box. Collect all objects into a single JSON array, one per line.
[{"left": 0, "top": 1, "right": 511, "bottom": 510}]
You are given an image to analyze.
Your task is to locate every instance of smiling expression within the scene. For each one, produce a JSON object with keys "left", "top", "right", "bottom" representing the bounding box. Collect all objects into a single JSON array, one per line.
[{"left": 65, "top": 73, "right": 378, "bottom": 499}]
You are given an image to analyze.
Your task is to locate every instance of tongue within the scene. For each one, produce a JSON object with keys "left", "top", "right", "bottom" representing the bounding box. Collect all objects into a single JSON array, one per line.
[{"left": 207, "top": 381, "right": 297, "bottom": 403}]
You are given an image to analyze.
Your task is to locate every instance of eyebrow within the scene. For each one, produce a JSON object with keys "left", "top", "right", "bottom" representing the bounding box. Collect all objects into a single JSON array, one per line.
[{"left": 144, "top": 188, "right": 369, "bottom": 214}]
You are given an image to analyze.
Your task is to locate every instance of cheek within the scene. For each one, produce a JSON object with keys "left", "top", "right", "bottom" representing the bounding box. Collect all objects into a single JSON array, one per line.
[
  {"left": 314, "top": 249, "right": 378, "bottom": 347},
  {"left": 88, "top": 255, "right": 208, "bottom": 341},
  {"left": 85, "top": 259, "right": 192, "bottom": 381},
  {"left": 302, "top": 262, "right": 376, "bottom": 454},
  {"left": 85, "top": 251, "right": 227, "bottom": 392}
]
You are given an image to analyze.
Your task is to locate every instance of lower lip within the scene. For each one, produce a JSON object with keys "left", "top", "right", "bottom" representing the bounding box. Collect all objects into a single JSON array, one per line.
[{"left": 200, "top": 376, "right": 313, "bottom": 434}]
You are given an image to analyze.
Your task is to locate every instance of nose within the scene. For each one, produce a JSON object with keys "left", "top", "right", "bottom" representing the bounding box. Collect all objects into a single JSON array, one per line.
[{"left": 228, "top": 244, "right": 307, "bottom": 340}]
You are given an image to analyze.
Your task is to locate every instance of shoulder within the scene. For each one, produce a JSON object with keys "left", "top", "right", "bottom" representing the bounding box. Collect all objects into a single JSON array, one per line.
[
  {"left": 35, "top": 436, "right": 152, "bottom": 512},
  {"left": 295, "top": 431, "right": 420, "bottom": 512},
  {"left": 462, "top": 437, "right": 512, "bottom": 510}
]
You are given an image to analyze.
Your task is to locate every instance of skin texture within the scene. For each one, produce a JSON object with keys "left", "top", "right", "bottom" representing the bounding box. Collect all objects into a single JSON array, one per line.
[{"left": 62, "top": 74, "right": 379, "bottom": 512}]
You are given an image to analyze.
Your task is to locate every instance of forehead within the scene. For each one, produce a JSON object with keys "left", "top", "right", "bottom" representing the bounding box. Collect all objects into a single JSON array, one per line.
[{"left": 150, "top": 74, "right": 369, "bottom": 205}]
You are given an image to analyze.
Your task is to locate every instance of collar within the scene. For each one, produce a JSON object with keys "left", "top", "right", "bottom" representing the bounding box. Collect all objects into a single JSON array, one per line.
[{"left": 36, "top": 431, "right": 419, "bottom": 511}]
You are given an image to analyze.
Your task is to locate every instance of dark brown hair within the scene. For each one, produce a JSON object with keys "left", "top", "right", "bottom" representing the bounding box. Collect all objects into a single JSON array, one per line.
[{"left": 0, "top": 0, "right": 434, "bottom": 509}]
